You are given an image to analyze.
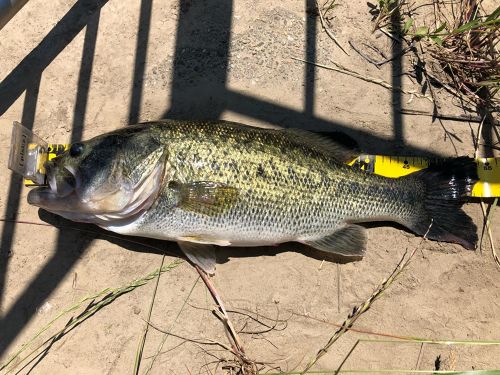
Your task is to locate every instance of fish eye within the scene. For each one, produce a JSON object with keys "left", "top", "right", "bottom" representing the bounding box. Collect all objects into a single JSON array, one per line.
[{"left": 69, "top": 143, "right": 84, "bottom": 157}]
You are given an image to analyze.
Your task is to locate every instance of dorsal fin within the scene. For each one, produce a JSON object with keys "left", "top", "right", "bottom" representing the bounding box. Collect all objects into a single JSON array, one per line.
[{"left": 283, "top": 129, "right": 360, "bottom": 163}]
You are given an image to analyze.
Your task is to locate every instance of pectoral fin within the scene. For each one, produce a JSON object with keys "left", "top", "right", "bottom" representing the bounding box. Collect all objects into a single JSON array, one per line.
[
  {"left": 178, "top": 241, "right": 217, "bottom": 275},
  {"left": 169, "top": 181, "right": 239, "bottom": 216},
  {"left": 303, "top": 224, "right": 367, "bottom": 257}
]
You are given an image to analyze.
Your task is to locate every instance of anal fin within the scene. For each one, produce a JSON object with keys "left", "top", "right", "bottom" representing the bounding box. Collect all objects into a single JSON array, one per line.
[
  {"left": 178, "top": 241, "right": 217, "bottom": 275},
  {"left": 303, "top": 224, "right": 367, "bottom": 257}
]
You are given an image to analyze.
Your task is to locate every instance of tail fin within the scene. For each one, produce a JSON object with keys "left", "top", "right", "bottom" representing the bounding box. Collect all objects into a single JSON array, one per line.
[{"left": 405, "top": 157, "right": 478, "bottom": 250}]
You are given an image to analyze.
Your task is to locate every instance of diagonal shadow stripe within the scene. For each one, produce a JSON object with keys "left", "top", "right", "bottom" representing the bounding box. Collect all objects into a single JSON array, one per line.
[
  {"left": 0, "top": 6, "right": 102, "bottom": 357},
  {"left": 0, "top": 0, "right": 30, "bottom": 30},
  {"left": 0, "top": 0, "right": 109, "bottom": 117},
  {"left": 0, "top": 77, "right": 40, "bottom": 316}
]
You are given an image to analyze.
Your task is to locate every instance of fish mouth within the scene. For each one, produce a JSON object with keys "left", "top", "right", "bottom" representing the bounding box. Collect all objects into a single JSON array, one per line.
[
  {"left": 27, "top": 186, "right": 80, "bottom": 212},
  {"left": 27, "top": 162, "right": 79, "bottom": 211},
  {"left": 27, "top": 186, "right": 108, "bottom": 224}
]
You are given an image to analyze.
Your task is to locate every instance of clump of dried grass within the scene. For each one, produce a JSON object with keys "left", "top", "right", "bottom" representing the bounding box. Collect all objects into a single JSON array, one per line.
[
  {"left": 370, "top": 0, "right": 499, "bottom": 110},
  {"left": 422, "top": 1, "right": 499, "bottom": 107}
]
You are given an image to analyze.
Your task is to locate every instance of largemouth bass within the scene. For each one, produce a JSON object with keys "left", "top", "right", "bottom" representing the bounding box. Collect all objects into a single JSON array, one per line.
[{"left": 28, "top": 120, "right": 478, "bottom": 273}]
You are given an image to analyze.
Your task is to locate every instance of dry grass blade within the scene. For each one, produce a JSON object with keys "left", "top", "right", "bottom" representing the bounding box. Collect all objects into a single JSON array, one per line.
[
  {"left": 145, "top": 320, "right": 274, "bottom": 374},
  {"left": 144, "top": 275, "right": 200, "bottom": 374},
  {"left": 194, "top": 265, "right": 257, "bottom": 374},
  {"left": 269, "top": 371, "right": 500, "bottom": 374},
  {"left": 480, "top": 198, "right": 499, "bottom": 268},
  {"left": 300, "top": 222, "right": 432, "bottom": 374},
  {"left": 291, "top": 57, "right": 433, "bottom": 101},
  {"left": 398, "top": 108, "right": 483, "bottom": 123},
  {"left": 427, "top": 5, "right": 500, "bottom": 107},
  {"left": 0, "top": 259, "right": 183, "bottom": 373},
  {"left": 133, "top": 254, "right": 167, "bottom": 375},
  {"left": 291, "top": 308, "right": 500, "bottom": 344},
  {"left": 145, "top": 320, "right": 240, "bottom": 358},
  {"left": 301, "top": 249, "right": 415, "bottom": 373},
  {"left": 315, "top": 0, "right": 350, "bottom": 56}
]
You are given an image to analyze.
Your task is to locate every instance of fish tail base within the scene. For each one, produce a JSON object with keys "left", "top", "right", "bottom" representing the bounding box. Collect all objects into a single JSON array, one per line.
[{"left": 405, "top": 157, "right": 478, "bottom": 250}]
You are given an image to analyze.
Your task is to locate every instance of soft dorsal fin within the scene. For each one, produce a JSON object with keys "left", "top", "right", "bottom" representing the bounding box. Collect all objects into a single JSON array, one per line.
[{"left": 283, "top": 129, "right": 360, "bottom": 163}]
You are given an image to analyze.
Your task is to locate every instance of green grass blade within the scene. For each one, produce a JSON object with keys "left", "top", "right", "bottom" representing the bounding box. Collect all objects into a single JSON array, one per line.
[
  {"left": 359, "top": 338, "right": 500, "bottom": 345},
  {"left": 265, "top": 370, "right": 500, "bottom": 374}
]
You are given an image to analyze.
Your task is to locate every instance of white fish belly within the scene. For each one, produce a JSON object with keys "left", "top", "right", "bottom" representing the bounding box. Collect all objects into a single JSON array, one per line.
[{"left": 101, "top": 209, "right": 300, "bottom": 247}]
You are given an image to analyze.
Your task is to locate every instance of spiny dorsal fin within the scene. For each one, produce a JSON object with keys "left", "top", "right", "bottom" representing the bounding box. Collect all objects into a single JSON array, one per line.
[
  {"left": 169, "top": 181, "right": 239, "bottom": 216},
  {"left": 284, "top": 129, "right": 360, "bottom": 163},
  {"left": 302, "top": 224, "right": 367, "bottom": 257}
]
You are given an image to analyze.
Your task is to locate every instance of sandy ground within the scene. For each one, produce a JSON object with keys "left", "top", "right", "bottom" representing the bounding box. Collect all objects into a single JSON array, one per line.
[{"left": 0, "top": 0, "right": 499, "bottom": 374}]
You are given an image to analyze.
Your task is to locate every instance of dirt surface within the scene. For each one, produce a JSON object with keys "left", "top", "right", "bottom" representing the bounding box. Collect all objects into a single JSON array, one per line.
[{"left": 0, "top": 0, "right": 499, "bottom": 374}]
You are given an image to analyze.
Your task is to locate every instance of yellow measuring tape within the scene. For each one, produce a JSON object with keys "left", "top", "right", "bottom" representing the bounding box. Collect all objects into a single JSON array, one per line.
[
  {"left": 348, "top": 155, "right": 500, "bottom": 198},
  {"left": 24, "top": 144, "right": 500, "bottom": 198},
  {"left": 24, "top": 144, "right": 70, "bottom": 187}
]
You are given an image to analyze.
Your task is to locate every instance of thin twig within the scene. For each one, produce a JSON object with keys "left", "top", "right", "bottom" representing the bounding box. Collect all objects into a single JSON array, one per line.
[
  {"left": 480, "top": 199, "right": 499, "bottom": 269},
  {"left": 291, "top": 57, "right": 433, "bottom": 101},
  {"left": 145, "top": 321, "right": 239, "bottom": 357},
  {"left": 399, "top": 108, "right": 483, "bottom": 122},
  {"left": 194, "top": 265, "right": 254, "bottom": 370},
  {"left": 188, "top": 303, "right": 291, "bottom": 325},
  {"left": 473, "top": 113, "right": 498, "bottom": 268},
  {"left": 0, "top": 218, "right": 184, "bottom": 260},
  {"left": 336, "top": 264, "right": 341, "bottom": 314},
  {"left": 334, "top": 339, "right": 360, "bottom": 374},
  {"left": 144, "top": 276, "right": 200, "bottom": 374},
  {"left": 349, "top": 40, "right": 414, "bottom": 68},
  {"left": 349, "top": 40, "right": 383, "bottom": 68},
  {"left": 315, "top": 0, "right": 350, "bottom": 56},
  {"left": 0, "top": 218, "right": 52, "bottom": 226},
  {"left": 475, "top": 115, "right": 487, "bottom": 159},
  {"left": 415, "top": 342, "right": 425, "bottom": 370},
  {"left": 379, "top": 27, "right": 402, "bottom": 43},
  {"left": 133, "top": 254, "right": 166, "bottom": 375}
]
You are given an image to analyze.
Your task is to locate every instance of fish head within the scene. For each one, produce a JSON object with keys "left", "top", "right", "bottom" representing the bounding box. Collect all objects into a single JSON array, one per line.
[{"left": 28, "top": 126, "right": 166, "bottom": 223}]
